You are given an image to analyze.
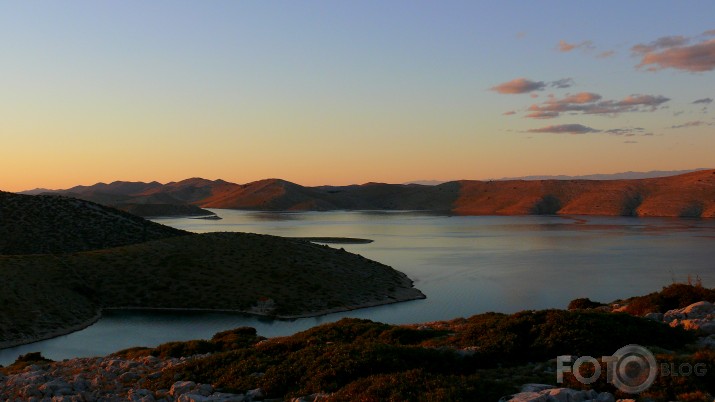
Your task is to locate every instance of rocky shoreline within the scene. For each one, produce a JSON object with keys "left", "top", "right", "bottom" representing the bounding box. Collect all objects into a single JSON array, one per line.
[{"left": 2, "top": 285, "right": 715, "bottom": 401}]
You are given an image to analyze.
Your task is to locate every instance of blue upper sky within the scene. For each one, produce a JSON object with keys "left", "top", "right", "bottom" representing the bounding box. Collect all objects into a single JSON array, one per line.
[{"left": 1, "top": 1, "right": 714, "bottom": 190}]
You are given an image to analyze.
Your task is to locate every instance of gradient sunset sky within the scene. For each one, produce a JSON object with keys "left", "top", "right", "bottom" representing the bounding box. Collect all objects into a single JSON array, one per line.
[{"left": 2, "top": 1, "right": 715, "bottom": 192}]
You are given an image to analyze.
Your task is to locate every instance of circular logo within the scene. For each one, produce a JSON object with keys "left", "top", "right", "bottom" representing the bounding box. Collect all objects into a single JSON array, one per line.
[{"left": 611, "top": 344, "right": 658, "bottom": 394}]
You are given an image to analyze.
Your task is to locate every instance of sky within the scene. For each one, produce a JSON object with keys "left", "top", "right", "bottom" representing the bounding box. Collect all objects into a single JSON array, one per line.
[{"left": 2, "top": 1, "right": 715, "bottom": 191}]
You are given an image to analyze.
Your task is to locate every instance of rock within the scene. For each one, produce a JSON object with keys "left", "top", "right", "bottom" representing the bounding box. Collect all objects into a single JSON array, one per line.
[
  {"left": 544, "top": 388, "right": 597, "bottom": 402},
  {"left": 643, "top": 312, "right": 663, "bottom": 321},
  {"left": 196, "top": 383, "right": 214, "bottom": 396},
  {"left": 170, "top": 381, "right": 198, "bottom": 397},
  {"left": 499, "top": 391, "right": 548, "bottom": 402},
  {"left": 663, "top": 301, "right": 715, "bottom": 334},
  {"left": 591, "top": 392, "right": 615, "bottom": 402},
  {"left": 71, "top": 374, "right": 90, "bottom": 392},
  {"left": 178, "top": 394, "right": 209, "bottom": 402},
  {"left": 501, "top": 388, "right": 606, "bottom": 402},
  {"left": 207, "top": 393, "right": 246, "bottom": 402},
  {"left": 664, "top": 301, "right": 715, "bottom": 322},
  {"left": 245, "top": 388, "right": 266, "bottom": 401},
  {"left": 289, "top": 393, "right": 330, "bottom": 402},
  {"left": 520, "top": 384, "right": 555, "bottom": 393},
  {"left": 119, "top": 372, "right": 141, "bottom": 382},
  {"left": 700, "top": 321, "right": 715, "bottom": 334},
  {"left": 38, "top": 378, "right": 72, "bottom": 397},
  {"left": 128, "top": 388, "right": 155, "bottom": 400},
  {"left": 697, "top": 334, "right": 715, "bottom": 348}
]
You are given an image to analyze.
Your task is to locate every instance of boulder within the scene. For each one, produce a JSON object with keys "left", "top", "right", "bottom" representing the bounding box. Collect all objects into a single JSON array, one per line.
[
  {"left": 170, "top": 381, "right": 198, "bottom": 397},
  {"left": 501, "top": 388, "right": 609, "bottom": 402},
  {"left": 643, "top": 312, "right": 663, "bottom": 321},
  {"left": 520, "top": 384, "right": 555, "bottom": 393},
  {"left": 664, "top": 301, "right": 715, "bottom": 322},
  {"left": 697, "top": 334, "right": 715, "bottom": 348},
  {"left": 38, "top": 378, "right": 72, "bottom": 397},
  {"left": 207, "top": 393, "right": 246, "bottom": 402},
  {"left": 245, "top": 388, "right": 266, "bottom": 401}
]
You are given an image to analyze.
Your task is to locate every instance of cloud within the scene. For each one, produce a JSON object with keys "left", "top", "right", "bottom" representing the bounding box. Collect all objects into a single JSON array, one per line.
[
  {"left": 605, "top": 127, "right": 649, "bottom": 136},
  {"left": 527, "top": 124, "right": 600, "bottom": 134},
  {"left": 502, "top": 110, "right": 517, "bottom": 116},
  {"left": 693, "top": 97, "right": 713, "bottom": 104},
  {"left": 490, "top": 77, "right": 574, "bottom": 94},
  {"left": 550, "top": 78, "right": 575, "bottom": 88},
  {"left": 670, "top": 121, "right": 714, "bottom": 129},
  {"left": 705, "top": 30, "right": 715, "bottom": 37},
  {"left": 632, "top": 36, "right": 690, "bottom": 54},
  {"left": 558, "top": 40, "right": 594, "bottom": 52},
  {"left": 633, "top": 33, "right": 715, "bottom": 72},
  {"left": 624, "top": 141, "right": 638, "bottom": 144},
  {"left": 490, "top": 78, "right": 546, "bottom": 94},
  {"left": 525, "top": 92, "right": 669, "bottom": 118},
  {"left": 597, "top": 50, "right": 616, "bottom": 58}
]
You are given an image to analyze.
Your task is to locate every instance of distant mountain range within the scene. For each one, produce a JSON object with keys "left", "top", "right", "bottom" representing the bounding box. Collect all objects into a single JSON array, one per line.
[
  {"left": 18, "top": 169, "right": 715, "bottom": 218},
  {"left": 401, "top": 169, "right": 711, "bottom": 185}
]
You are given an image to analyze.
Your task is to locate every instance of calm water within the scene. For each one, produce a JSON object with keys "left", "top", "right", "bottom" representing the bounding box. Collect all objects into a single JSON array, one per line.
[{"left": 2, "top": 211, "right": 715, "bottom": 365}]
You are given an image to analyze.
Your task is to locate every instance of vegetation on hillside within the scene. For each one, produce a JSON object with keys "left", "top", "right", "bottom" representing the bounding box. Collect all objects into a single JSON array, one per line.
[
  {"left": 115, "top": 310, "right": 703, "bottom": 401},
  {"left": 0, "top": 232, "right": 424, "bottom": 348},
  {"left": 0, "top": 191, "right": 187, "bottom": 255}
]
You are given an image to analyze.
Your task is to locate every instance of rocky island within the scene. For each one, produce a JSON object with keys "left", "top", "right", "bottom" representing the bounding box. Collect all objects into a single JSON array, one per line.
[{"left": 0, "top": 192, "right": 424, "bottom": 349}]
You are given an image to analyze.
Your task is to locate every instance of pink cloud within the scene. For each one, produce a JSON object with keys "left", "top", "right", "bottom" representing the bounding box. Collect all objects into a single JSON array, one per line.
[
  {"left": 527, "top": 124, "right": 600, "bottom": 134},
  {"left": 558, "top": 40, "right": 594, "bottom": 53},
  {"left": 502, "top": 110, "right": 517, "bottom": 116},
  {"left": 490, "top": 78, "right": 546, "bottom": 94},
  {"left": 634, "top": 36, "right": 715, "bottom": 72},
  {"left": 490, "top": 77, "right": 573, "bottom": 94},
  {"left": 597, "top": 50, "right": 615, "bottom": 58},
  {"left": 525, "top": 92, "right": 669, "bottom": 118}
]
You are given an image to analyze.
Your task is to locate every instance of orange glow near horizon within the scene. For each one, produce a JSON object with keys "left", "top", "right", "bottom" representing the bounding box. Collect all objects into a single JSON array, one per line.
[{"left": 2, "top": 3, "right": 715, "bottom": 193}]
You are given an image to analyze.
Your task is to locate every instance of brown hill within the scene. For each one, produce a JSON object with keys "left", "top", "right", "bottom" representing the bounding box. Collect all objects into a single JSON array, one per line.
[
  {"left": 454, "top": 170, "right": 715, "bottom": 217},
  {"left": 30, "top": 170, "right": 715, "bottom": 218},
  {"left": 0, "top": 192, "right": 188, "bottom": 255}
]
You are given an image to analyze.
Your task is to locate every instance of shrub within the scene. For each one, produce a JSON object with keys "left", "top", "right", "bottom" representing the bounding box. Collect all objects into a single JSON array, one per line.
[
  {"left": 622, "top": 284, "right": 715, "bottom": 316},
  {"left": 567, "top": 298, "right": 606, "bottom": 310}
]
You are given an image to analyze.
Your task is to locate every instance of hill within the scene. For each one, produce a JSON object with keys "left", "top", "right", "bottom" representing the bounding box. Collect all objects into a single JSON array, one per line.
[
  {"left": 27, "top": 169, "right": 715, "bottom": 217},
  {"left": 0, "top": 192, "right": 188, "bottom": 255},
  {"left": 0, "top": 232, "right": 425, "bottom": 349}
]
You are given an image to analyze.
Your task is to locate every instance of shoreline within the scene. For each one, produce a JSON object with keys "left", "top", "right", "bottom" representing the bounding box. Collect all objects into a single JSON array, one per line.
[
  {"left": 0, "top": 311, "right": 102, "bottom": 351},
  {"left": 0, "top": 290, "right": 426, "bottom": 352}
]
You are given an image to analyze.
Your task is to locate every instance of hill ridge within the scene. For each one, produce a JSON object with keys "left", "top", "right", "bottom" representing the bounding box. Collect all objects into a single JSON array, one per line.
[{"left": 17, "top": 169, "right": 715, "bottom": 218}]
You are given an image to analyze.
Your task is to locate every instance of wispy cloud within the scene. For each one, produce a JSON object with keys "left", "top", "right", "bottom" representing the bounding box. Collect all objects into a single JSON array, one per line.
[
  {"left": 491, "top": 78, "right": 546, "bottom": 94},
  {"left": 557, "top": 39, "right": 614, "bottom": 59},
  {"left": 550, "top": 78, "right": 575, "bottom": 89},
  {"left": 633, "top": 31, "right": 715, "bottom": 72},
  {"left": 693, "top": 98, "right": 713, "bottom": 104},
  {"left": 502, "top": 110, "right": 517, "bottom": 116},
  {"left": 490, "top": 77, "right": 573, "bottom": 94},
  {"left": 604, "top": 127, "right": 651, "bottom": 137},
  {"left": 558, "top": 40, "right": 594, "bottom": 53},
  {"left": 525, "top": 93, "right": 669, "bottom": 118},
  {"left": 670, "top": 121, "right": 715, "bottom": 129},
  {"left": 527, "top": 124, "right": 600, "bottom": 134}
]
